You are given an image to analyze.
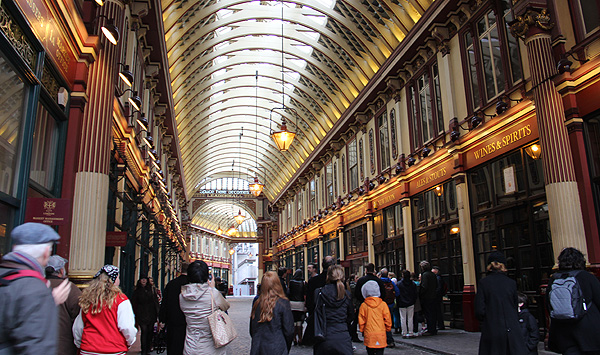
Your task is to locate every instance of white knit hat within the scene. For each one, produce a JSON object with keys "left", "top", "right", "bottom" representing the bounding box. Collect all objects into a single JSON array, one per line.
[{"left": 362, "top": 280, "right": 381, "bottom": 299}]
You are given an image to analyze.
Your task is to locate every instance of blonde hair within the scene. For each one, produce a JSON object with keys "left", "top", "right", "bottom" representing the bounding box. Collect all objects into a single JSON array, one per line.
[
  {"left": 79, "top": 273, "right": 123, "bottom": 314},
  {"left": 252, "top": 271, "right": 287, "bottom": 323},
  {"left": 486, "top": 261, "right": 507, "bottom": 273},
  {"left": 326, "top": 265, "right": 346, "bottom": 300}
]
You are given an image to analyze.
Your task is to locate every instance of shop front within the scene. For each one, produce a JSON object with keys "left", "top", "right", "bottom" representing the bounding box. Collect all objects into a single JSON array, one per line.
[
  {"left": 344, "top": 221, "right": 368, "bottom": 278},
  {"left": 322, "top": 231, "right": 339, "bottom": 260},
  {"left": 0, "top": 0, "right": 76, "bottom": 256}
]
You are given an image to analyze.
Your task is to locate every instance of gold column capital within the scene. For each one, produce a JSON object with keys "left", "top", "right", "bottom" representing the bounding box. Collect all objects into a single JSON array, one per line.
[{"left": 509, "top": 7, "right": 554, "bottom": 39}]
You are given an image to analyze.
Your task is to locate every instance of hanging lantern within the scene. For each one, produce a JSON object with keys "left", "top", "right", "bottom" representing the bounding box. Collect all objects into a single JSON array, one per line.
[
  {"left": 271, "top": 120, "right": 295, "bottom": 151},
  {"left": 226, "top": 225, "right": 237, "bottom": 236},
  {"left": 249, "top": 176, "right": 264, "bottom": 197},
  {"left": 234, "top": 209, "right": 246, "bottom": 225},
  {"left": 216, "top": 226, "right": 223, "bottom": 235}
]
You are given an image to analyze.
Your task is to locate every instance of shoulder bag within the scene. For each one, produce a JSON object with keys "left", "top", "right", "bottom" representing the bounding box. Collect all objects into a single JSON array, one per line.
[
  {"left": 208, "top": 288, "right": 237, "bottom": 348},
  {"left": 314, "top": 287, "right": 327, "bottom": 342}
]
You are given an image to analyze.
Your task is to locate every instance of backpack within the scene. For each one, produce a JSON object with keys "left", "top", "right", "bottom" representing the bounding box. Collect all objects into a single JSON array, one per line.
[
  {"left": 383, "top": 280, "right": 395, "bottom": 304},
  {"left": 548, "top": 270, "right": 589, "bottom": 321},
  {"left": 0, "top": 269, "right": 46, "bottom": 286}
]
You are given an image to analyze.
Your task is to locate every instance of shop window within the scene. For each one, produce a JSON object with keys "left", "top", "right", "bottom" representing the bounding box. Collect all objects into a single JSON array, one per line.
[
  {"left": 30, "top": 103, "right": 60, "bottom": 192},
  {"left": 409, "top": 64, "right": 444, "bottom": 149},
  {"left": 583, "top": 112, "right": 600, "bottom": 225},
  {"left": 297, "top": 191, "right": 302, "bottom": 223},
  {"left": 323, "top": 232, "right": 339, "bottom": 259},
  {"left": 463, "top": 0, "right": 522, "bottom": 110},
  {"left": 341, "top": 155, "right": 346, "bottom": 194},
  {"left": 572, "top": 0, "right": 600, "bottom": 37},
  {"left": 348, "top": 139, "right": 359, "bottom": 191},
  {"left": 345, "top": 224, "right": 367, "bottom": 255},
  {"left": 333, "top": 162, "right": 338, "bottom": 201},
  {"left": 307, "top": 239, "right": 319, "bottom": 265},
  {"left": 326, "top": 162, "right": 333, "bottom": 205},
  {"left": 390, "top": 109, "right": 398, "bottom": 160},
  {"left": 310, "top": 179, "right": 316, "bottom": 216},
  {"left": 378, "top": 112, "right": 391, "bottom": 170},
  {"left": 0, "top": 54, "right": 27, "bottom": 197}
]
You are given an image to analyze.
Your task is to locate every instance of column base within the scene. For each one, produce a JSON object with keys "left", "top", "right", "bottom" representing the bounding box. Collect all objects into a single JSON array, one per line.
[{"left": 462, "top": 284, "right": 479, "bottom": 332}]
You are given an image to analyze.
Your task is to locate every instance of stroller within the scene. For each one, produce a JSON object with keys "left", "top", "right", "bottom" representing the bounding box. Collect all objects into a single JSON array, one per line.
[{"left": 152, "top": 323, "right": 167, "bottom": 354}]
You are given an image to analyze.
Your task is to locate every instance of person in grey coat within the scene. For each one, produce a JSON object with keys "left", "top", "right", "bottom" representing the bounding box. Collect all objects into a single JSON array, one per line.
[
  {"left": 179, "top": 260, "right": 230, "bottom": 355},
  {"left": 0, "top": 223, "right": 62, "bottom": 355},
  {"left": 250, "top": 271, "right": 294, "bottom": 355},
  {"left": 475, "top": 251, "right": 527, "bottom": 355}
]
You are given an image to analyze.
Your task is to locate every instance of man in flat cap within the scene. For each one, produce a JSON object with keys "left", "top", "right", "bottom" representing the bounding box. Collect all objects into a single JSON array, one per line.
[{"left": 0, "top": 222, "right": 62, "bottom": 354}]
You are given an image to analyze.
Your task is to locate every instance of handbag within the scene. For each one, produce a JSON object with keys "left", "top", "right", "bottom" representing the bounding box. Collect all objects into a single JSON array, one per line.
[
  {"left": 208, "top": 288, "right": 237, "bottom": 348},
  {"left": 314, "top": 288, "right": 327, "bottom": 342}
]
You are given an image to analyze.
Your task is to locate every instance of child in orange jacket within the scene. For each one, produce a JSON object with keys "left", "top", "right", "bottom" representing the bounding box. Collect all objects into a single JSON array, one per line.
[{"left": 359, "top": 280, "right": 392, "bottom": 355}]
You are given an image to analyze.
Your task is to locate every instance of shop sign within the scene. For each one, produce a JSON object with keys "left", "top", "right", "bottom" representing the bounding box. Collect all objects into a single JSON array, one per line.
[
  {"left": 373, "top": 188, "right": 398, "bottom": 211},
  {"left": 306, "top": 227, "right": 319, "bottom": 241},
  {"left": 24, "top": 198, "right": 70, "bottom": 225},
  {"left": 465, "top": 117, "right": 538, "bottom": 169},
  {"left": 343, "top": 204, "right": 367, "bottom": 225},
  {"left": 106, "top": 231, "right": 127, "bottom": 247},
  {"left": 346, "top": 251, "right": 368, "bottom": 260},
  {"left": 409, "top": 158, "right": 454, "bottom": 196},
  {"left": 17, "top": 0, "right": 78, "bottom": 86},
  {"left": 322, "top": 216, "right": 340, "bottom": 234},
  {"left": 294, "top": 237, "right": 304, "bottom": 247}
]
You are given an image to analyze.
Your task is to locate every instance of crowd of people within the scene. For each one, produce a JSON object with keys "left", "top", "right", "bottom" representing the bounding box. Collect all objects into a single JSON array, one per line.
[{"left": 1, "top": 222, "right": 600, "bottom": 355}]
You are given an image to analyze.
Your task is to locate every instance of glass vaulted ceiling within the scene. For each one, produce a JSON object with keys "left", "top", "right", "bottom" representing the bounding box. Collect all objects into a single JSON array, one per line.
[{"left": 162, "top": 0, "right": 433, "bottom": 228}]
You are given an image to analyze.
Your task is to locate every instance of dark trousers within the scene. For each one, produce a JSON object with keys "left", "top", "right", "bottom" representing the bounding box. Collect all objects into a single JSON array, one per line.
[
  {"left": 421, "top": 298, "right": 438, "bottom": 335},
  {"left": 303, "top": 312, "right": 315, "bottom": 346},
  {"left": 435, "top": 297, "right": 445, "bottom": 329},
  {"left": 166, "top": 324, "right": 186, "bottom": 355},
  {"left": 349, "top": 307, "right": 359, "bottom": 340},
  {"left": 140, "top": 323, "right": 154, "bottom": 354},
  {"left": 367, "top": 347, "right": 385, "bottom": 355}
]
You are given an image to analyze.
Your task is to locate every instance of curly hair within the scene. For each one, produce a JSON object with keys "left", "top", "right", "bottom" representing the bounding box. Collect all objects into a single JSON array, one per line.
[
  {"left": 79, "top": 273, "right": 123, "bottom": 314},
  {"left": 558, "top": 247, "right": 586, "bottom": 271}
]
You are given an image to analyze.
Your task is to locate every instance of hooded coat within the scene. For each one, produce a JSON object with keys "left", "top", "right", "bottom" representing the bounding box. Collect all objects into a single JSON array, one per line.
[
  {"left": 475, "top": 271, "right": 527, "bottom": 355},
  {"left": 179, "top": 283, "right": 230, "bottom": 355},
  {"left": 358, "top": 281, "right": 391, "bottom": 349},
  {"left": 313, "top": 283, "right": 354, "bottom": 355}
]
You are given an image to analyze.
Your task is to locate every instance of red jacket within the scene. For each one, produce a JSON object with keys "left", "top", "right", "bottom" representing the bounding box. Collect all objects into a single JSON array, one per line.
[
  {"left": 81, "top": 294, "right": 129, "bottom": 353},
  {"left": 358, "top": 296, "right": 392, "bottom": 348}
]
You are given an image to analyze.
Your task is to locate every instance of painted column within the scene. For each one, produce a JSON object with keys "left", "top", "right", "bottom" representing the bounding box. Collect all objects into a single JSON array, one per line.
[
  {"left": 338, "top": 228, "right": 345, "bottom": 261},
  {"left": 366, "top": 218, "right": 375, "bottom": 264},
  {"left": 510, "top": 8, "right": 587, "bottom": 261},
  {"left": 303, "top": 243, "right": 308, "bottom": 281},
  {"left": 401, "top": 198, "right": 413, "bottom": 271},
  {"left": 69, "top": 0, "right": 124, "bottom": 285},
  {"left": 318, "top": 235, "right": 324, "bottom": 265},
  {"left": 454, "top": 173, "right": 478, "bottom": 331}
]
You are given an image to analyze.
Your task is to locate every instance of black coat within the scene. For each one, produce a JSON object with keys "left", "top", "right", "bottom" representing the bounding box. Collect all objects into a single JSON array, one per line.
[
  {"left": 419, "top": 271, "right": 437, "bottom": 301},
  {"left": 355, "top": 273, "right": 386, "bottom": 304},
  {"left": 288, "top": 279, "right": 306, "bottom": 302},
  {"left": 307, "top": 272, "right": 327, "bottom": 314},
  {"left": 475, "top": 271, "right": 528, "bottom": 355},
  {"left": 132, "top": 286, "right": 159, "bottom": 325},
  {"left": 158, "top": 274, "right": 189, "bottom": 326},
  {"left": 396, "top": 279, "right": 417, "bottom": 308},
  {"left": 313, "top": 283, "right": 354, "bottom": 355},
  {"left": 547, "top": 269, "right": 600, "bottom": 353},
  {"left": 250, "top": 298, "right": 294, "bottom": 355},
  {"left": 518, "top": 309, "right": 539, "bottom": 355}
]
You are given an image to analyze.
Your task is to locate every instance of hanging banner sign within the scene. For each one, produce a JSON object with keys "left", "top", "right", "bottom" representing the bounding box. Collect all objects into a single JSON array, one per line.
[{"left": 106, "top": 231, "right": 128, "bottom": 247}]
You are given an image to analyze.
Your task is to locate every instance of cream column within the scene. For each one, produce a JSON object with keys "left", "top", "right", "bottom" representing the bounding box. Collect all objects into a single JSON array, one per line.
[
  {"left": 511, "top": 9, "right": 587, "bottom": 260},
  {"left": 454, "top": 174, "right": 476, "bottom": 287},
  {"left": 338, "top": 228, "right": 345, "bottom": 261},
  {"left": 303, "top": 243, "right": 308, "bottom": 281},
  {"left": 366, "top": 217, "right": 375, "bottom": 264},
  {"left": 69, "top": 0, "right": 123, "bottom": 285},
  {"left": 318, "top": 236, "right": 324, "bottom": 265},
  {"left": 401, "top": 198, "right": 414, "bottom": 271}
]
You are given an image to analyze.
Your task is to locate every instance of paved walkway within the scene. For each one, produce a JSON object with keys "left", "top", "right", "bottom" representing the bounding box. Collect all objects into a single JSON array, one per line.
[{"left": 147, "top": 296, "right": 560, "bottom": 355}]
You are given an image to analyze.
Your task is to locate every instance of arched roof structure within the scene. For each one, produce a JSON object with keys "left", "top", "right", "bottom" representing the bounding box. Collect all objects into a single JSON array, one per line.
[{"left": 161, "top": 0, "right": 434, "bottom": 228}]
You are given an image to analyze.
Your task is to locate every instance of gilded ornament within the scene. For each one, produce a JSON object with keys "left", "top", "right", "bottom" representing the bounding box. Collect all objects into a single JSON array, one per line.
[{"left": 509, "top": 8, "right": 554, "bottom": 39}]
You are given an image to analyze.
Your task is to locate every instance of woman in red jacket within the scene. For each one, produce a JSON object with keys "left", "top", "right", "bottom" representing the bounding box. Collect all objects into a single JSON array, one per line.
[{"left": 73, "top": 265, "right": 137, "bottom": 355}]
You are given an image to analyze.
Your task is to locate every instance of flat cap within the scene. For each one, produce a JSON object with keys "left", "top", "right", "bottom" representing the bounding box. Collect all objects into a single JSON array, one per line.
[
  {"left": 487, "top": 251, "right": 507, "bottom": 265},
  {"left": 11, "top": 223, "right": 60, "bottom": 245},
  {"left": 47, "top": 255, "right": 68, "bottom": 272}
]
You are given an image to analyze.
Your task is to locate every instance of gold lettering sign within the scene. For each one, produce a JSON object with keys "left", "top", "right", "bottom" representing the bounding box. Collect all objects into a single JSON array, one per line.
[
  {"left": 344, "top": 205, "right": 366, "bottom": 225},
  {"left": 416, "top": 167, "right": 448, "bottom": 188},
  {"left": 473, "top": 125, "right": 532, "bottom": 160},
  {"left": 376, "top": 193, "right": 395, "bottom": 207}
]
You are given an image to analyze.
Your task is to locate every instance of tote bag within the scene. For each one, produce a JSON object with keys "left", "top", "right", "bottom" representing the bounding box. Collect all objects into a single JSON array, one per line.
[
  {"left": 314, "top": 288, "right": 327, "bottom": 342},
  {"left": 208, "top": 289, "right": 238, "bottom": 348}
]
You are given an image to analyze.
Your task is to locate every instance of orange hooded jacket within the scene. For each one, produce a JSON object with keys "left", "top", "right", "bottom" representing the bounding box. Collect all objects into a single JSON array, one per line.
[{"left": 358, "top": 296, "right": 392, "bottom": 348}]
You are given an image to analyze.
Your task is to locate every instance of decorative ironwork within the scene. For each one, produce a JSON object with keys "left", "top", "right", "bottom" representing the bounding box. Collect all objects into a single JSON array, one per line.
[
  {"left": 42, "top": 64, "right": 60, "bottom": 105},
  {"left": 390, "top": 109, "right": 398, "bottom": 159},
  {"left": 369, "top": 128, "right": 375, "bottom": 175},
  {"left": 0, "top": 3, "right": 36, "bottom": 69}
]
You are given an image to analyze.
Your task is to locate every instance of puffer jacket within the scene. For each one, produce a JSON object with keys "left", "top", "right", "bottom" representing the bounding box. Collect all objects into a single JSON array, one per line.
[
  {"left": 358, "top": 296, "right": 392, "bottom": 349},
  {"left": 179, "top": 283, "right": 230, "bottom": 355}
]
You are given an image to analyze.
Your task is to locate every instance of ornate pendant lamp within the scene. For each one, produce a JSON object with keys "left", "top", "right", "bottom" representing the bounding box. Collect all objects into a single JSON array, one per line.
[
  {"left": 216, "top": 226, "right": 223, "bottom": 235},
  {"left": 249, "top": 71, "right": 265, "bottom": 196},
  {"left": 234, "top": 209, "right": 246, "bottom": 225},
  {"left": 270, "top": 1, "right": 296, "bottom": 152}
]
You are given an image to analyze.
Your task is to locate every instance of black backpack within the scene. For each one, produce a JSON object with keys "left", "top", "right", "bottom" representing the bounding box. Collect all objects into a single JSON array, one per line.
[{"left": 548, "top": 270, "right": 589, "bottom": 321}]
